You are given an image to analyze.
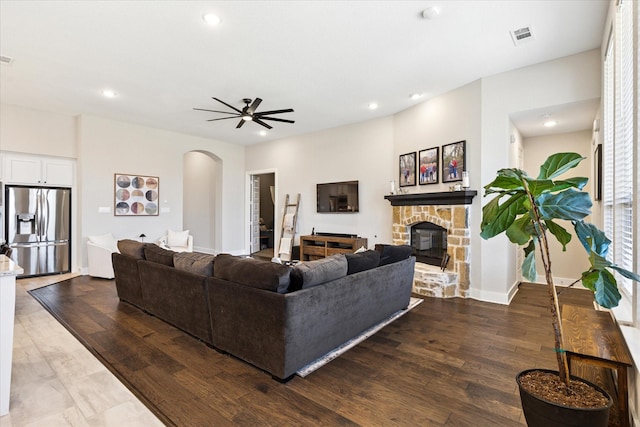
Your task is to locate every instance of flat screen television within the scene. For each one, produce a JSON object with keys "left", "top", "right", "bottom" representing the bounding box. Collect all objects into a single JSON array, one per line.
[{"left": 316, "top": 180, "right": 359, "bottom": 213}]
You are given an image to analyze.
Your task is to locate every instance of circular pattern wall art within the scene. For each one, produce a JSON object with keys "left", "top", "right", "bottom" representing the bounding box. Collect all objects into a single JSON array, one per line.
[{"left": 114, "top": 173, "right": 159, "bottom": 216}]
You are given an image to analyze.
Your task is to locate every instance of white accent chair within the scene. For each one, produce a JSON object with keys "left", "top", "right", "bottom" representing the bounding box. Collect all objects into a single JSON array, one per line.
[
  {"left": 156, "top": 230, "right": 193, "bottom": 252},
  {"left": 87, "top": 233, "right": 119, "bottom": 279}
]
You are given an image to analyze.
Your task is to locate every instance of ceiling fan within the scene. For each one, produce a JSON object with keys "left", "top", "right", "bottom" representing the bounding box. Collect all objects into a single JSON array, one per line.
[{"left": 194, "top": 97, "right": 295, "bottom": 130}]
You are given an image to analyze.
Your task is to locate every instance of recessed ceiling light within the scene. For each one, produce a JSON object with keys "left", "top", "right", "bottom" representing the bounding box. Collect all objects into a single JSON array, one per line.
[
  {"left": 368, "top": 102, "right": 379, "bottom": 110},
  {"left": 422, "top": 6, "right": 440, "bottom": 20},
  {"left": 203, "top": 13, "right": 221, "bottom": 25},
  {"left": 543, "top": 120, "right": 558, "bottom": 128},
  {"left": 410, "top": 93, "right": 423, "bottom": 100},
  {"left": 259, "top": 130, "right": 267, "bottom": 136},
  {"left": 102, "top": 89, "right": 116, "bottom": 98}
]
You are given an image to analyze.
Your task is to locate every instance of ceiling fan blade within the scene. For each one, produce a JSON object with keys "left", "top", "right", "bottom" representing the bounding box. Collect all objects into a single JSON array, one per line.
[
  {"left": 193, "top": 108, "right": 239, "bottom": 115},
  {"left": 253, "top": 108, "right": 294, "bottom": 116},
  {"left": 252, "top": 118, "right": 273, "bottom": 129},
  {"left": 206, "top": 116, "right": 239, "bottom": 122},
  {"left": 247, "top": 98, "right": 262, "bottom": 114},
  {"left": 236, "top": 118, "right": 246, "bottom": 128},
  {"left": 258, "top": 116, "right": 295, "bottom": 124},
  {"left": 213, "top": 97, "right": 243, "bottom": 114}
]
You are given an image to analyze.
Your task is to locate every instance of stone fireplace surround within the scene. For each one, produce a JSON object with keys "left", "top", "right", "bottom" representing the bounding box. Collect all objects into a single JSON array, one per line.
[{"left": 384, "top": 191, "right": 476, "bottom": 298}]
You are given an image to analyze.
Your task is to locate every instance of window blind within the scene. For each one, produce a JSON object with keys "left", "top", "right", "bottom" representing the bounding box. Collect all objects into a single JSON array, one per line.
[{"left": 613, "top": 0, "right": 634, "bottom": 295}]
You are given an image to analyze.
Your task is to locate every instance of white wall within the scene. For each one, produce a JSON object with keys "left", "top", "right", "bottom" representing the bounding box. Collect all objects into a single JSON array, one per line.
[
  {"left": 0, "top": 104, "right": 76, "bottom": 158},
  {"left": 245, "top": 116, "right": 395, "bottom": 251},
  {"left": 523, "top": 130, "right": 593, "bottom": 283},
  {"left": 183, "top": 151, "right": 221, "bottom": 253},
  {"left": 77, "top": 115, "right": 245, "bottom": 261},
  {"left": 477, "top": 49, "right": 601, "bottom": 303}
]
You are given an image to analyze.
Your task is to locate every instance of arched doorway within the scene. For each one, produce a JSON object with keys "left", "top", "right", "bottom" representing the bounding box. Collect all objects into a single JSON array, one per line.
[{"left": 183, "top": 151, "right": 222, "bottom": 254}]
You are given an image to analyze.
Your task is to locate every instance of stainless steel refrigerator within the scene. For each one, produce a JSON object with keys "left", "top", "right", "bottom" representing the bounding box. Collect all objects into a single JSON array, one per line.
[{"left": 5, "top": 185, "right": 71, "bottom": 277}]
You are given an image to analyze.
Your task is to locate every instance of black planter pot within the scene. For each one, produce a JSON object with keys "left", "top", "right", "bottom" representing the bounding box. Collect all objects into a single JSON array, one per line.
[{"left": 516, "top": 369, "right": 613, "bottom": 427}]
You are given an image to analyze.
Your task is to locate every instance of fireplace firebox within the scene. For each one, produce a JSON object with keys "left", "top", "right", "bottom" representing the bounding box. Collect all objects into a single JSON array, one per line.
[{"left": 410, "top": 222, "right": 447, "bottom": 267}]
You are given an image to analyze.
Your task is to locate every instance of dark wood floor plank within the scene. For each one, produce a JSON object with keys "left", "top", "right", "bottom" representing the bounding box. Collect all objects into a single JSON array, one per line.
[{"left": 28, "top": 277, "right": 618, "bottom": 426}]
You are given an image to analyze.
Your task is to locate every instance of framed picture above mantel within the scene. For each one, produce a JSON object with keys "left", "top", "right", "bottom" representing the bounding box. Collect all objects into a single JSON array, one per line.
[
  {"left": 442, "top": 140, "right": 466, "bottom": 183},
  {"left": 399, "top": 152, "right": 416, "bottom": 187},
  {"left": 418, "top": 147, "right": 439, "bottom": 185}
]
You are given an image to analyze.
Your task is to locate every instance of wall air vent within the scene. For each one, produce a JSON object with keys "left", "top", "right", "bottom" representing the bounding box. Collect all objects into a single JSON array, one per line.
[
  {"left": 0, "top": 55, "right": 14, "bottom": 65},
  {"left": 510, "top": 26, "right": 534, "bottom": 46}
]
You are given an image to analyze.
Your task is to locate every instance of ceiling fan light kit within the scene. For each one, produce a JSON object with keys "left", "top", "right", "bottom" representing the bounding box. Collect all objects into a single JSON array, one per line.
[{"left": 194, "top": 97, "right": 295, "bottom": 130}]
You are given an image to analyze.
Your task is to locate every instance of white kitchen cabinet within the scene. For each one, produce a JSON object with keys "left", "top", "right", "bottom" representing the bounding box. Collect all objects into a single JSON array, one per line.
[{"left": 2, "top": 154, "right": 74, "bottom": 186}]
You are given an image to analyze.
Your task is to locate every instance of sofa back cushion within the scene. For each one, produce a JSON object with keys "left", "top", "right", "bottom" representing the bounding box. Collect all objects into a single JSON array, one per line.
[
  {"left": 345, "top": 250, "right": 381, "bottom": 275},
  {"left": 374, "top": 244, "right": 412, "bottom": 266},
  {"left": 213, "top": 254, "right": 291, "bottom": 293},
  {"left": 144, "top": 244, "right": 176, "bottom": 266},
  {"left": 289, "top": 254, "right": 348, "bottom": 291},
  {"left": 117, "top": 240, "right": 147, "bottom": 259},
  {"left": 174, "top": 252, "right": 216, "bottom": 276}
]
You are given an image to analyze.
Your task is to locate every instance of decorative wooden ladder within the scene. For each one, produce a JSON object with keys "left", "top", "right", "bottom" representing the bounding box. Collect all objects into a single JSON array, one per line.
[{"left": 276, "top": 193, "right": 300, "bottom": 261}]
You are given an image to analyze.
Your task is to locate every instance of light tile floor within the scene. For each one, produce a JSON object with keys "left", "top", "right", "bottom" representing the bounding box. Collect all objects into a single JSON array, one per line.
[{"left": 0, "top": 274, "right": 163, "bottom": 427}]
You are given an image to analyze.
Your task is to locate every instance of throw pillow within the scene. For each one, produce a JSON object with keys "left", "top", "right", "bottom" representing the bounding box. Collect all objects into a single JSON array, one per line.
[
  {"left": 168, "top": 229, "right": 190, "bottom": 248},
  {"left": 88, "top": 233, "right": 119, "bottom": 252},
  {"left": 117, "top": 239, "right": 147, "bottom": 259},
  {"left": 173, "top": 252, "right": 215, "bottom": 276},
  {"left": 345, "top": 250, "right": 381, "bottom": 274},
  {"left": 374, "top": 244, "right": 412, "bottom": 266},
  {"left": 290, "top": 254, "right": 348, "bottom": 290},
  {"left": 213, "top": 254, "right": 291, "bottom": 293},
  {"left": 144, "top": 244, "right": 175, "bottom": 266}
]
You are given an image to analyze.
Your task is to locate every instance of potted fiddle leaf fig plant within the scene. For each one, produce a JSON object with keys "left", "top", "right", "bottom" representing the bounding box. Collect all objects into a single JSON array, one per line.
[{"left": 480, "top": 152, "right": 640, "bottom": 427}]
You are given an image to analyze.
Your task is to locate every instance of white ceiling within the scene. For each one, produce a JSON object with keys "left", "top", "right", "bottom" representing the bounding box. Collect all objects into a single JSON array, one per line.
[{"left": 0, "top": 1, "right": 608, "bottom": 146}]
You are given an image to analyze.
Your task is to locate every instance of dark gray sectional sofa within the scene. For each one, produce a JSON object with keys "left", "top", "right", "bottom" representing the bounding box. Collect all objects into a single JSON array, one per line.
[{"left": 111, "top": 240, "right": 416, "bottom": 381}]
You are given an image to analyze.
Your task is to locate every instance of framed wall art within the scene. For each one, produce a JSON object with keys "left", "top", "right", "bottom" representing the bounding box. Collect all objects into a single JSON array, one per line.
[
  {"left": 418, "top": 147, "right": 439, "bottom": 185},
  {"left": 114, "top": 173, "right": 160, "bottom": 216},
  {"left": 399, "top": 152, "right": 417, "bottom": 187},
  {"left": 442, "top": 140, "right": 466, "bottom": 183}
]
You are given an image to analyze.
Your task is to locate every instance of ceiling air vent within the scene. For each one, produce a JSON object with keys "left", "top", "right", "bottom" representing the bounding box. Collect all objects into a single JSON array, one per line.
[
  {"left": 510, "top": 26, "right": 534, "bottom": 46},
  {"left": 0, "top": 55, "right": 14, "bottom": 65}
]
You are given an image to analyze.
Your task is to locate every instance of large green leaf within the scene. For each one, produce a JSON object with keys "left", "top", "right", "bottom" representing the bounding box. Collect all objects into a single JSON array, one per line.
[
  {"left": 550, "top": 177, "right": 589, "bottom": 192},
  {"left": 545, "top": 220, "right": 571, "bottom": 251},
  {"left": 536, "top": 189, "right": 592, "bottom": 221},
  {"left": 525, "top": 179, "right": 554, "bottom": 197},
  {"left": 538, "top": 153, "right": 585, "bottom": 180},
  {"left": 483, "top": 175, "right": 524, "bottom": 194},
  {"left": 589, "top": 269, "right": 621, "bottom": 308},
  {"left": 590, "top": 251, "right": 613, "bottom": 270},
  {"left": 497, "top": 168, "right": 526, "bottom": 180},
  {"left": 573, "top": 220, "right": 610, "bottom": 258},
  {"left": 522, "top": 241, "right": 537, "bottom": 282},
  {"left": 480, "top": 193, "right": 526, "bottom": 239},
  {"left": 506, "top": 214, "right": 533, "bottom": 245},
  {"left": 610, "top": 265, "right": 640, "bottom": 282},
  {"left": 581, "top": 270, "right": 598, "bottom": 292}
]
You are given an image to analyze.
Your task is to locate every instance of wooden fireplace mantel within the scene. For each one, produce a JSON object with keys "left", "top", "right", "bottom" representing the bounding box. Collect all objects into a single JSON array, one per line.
[{"left": 384, "top": 190, "right": 477, "bottom": 206}]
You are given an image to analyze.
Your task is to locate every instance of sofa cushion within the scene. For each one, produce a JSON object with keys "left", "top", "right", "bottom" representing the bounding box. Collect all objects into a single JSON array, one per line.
[
  {"left": 290, "top": 254, "right": 348, "bottom": 291},
  {"left": 374, "top": 244, "right": 413, "bottom": 266},
  {"left": 173, "top": 252, "right": 215, "bottom": 276},
  {"left": 117, "top": 239, "right": 147, "bottom": 259},
  {"left": 144, "top": 244, "right": 176, "bottom": 266},
  {"left": 213, "top": 254, "right": 291, "bottom": 293},
  {"left": 345, "top": 250, "right": 381, "bottom": 275}
]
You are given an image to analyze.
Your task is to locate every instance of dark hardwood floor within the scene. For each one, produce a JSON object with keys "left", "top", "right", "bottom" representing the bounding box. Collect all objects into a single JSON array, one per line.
[{"left": 29, "top": 277, "right": 605, "bottom": 426}]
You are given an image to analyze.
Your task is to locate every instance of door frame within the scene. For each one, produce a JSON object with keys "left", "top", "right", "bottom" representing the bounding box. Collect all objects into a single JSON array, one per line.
[{"left": 245, "top": 168, "right": 277, "bottom": 255}]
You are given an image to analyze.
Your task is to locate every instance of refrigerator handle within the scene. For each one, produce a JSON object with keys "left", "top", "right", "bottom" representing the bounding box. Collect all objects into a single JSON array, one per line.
[
  {"left": 34, "top": 188, "right": 41, "bottom": 239},
  {"left": 44, "top": 190, "right": 50, "bottom": 238}
]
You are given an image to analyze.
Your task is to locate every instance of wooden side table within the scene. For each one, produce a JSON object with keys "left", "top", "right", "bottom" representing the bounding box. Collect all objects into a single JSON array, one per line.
[{"left": 561, "top": 304, "right": 633, "bottom": 427}]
